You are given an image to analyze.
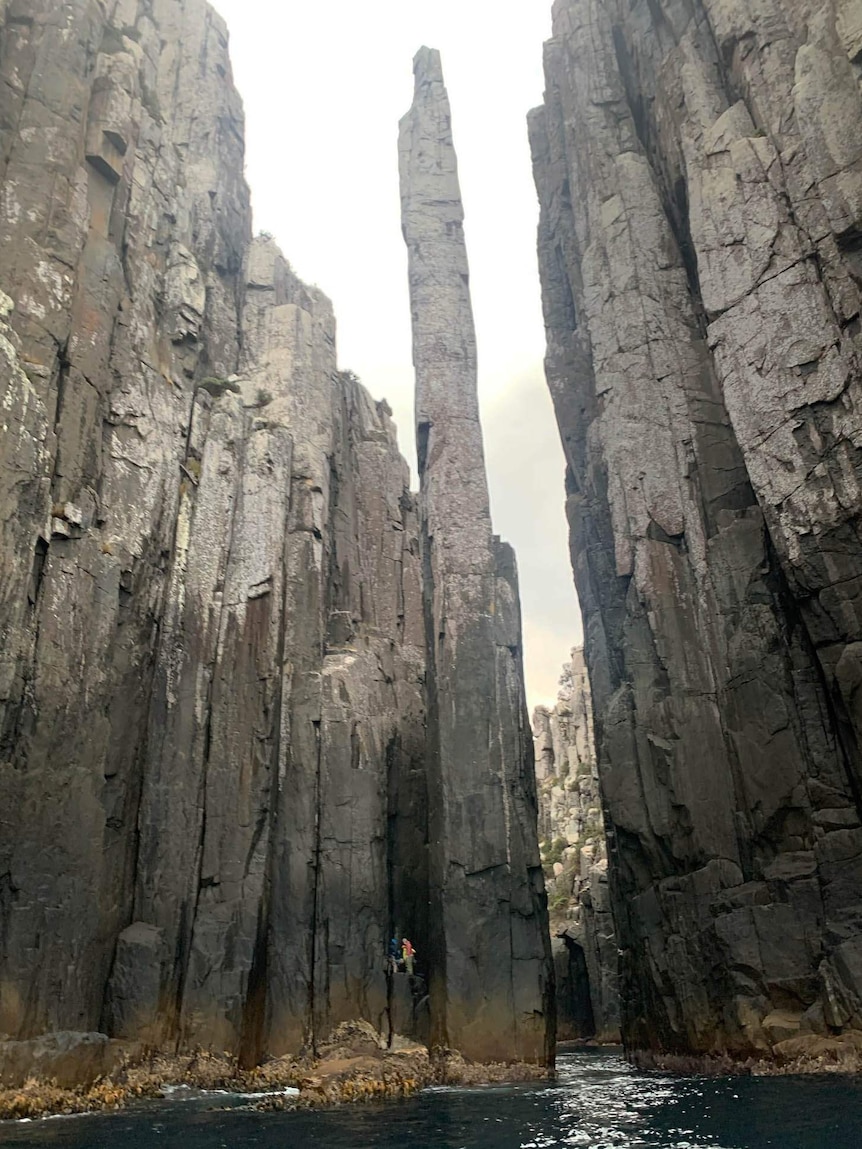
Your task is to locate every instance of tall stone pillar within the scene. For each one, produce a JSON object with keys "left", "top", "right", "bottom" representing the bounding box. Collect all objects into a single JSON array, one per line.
[{"left": 399, "top": 47, "right": 554, "bottom": 1064}]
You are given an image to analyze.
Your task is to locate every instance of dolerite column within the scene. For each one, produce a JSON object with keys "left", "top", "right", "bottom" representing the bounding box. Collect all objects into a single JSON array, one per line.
[{"left": 399, "top": 47, "right": 554, "bottom": 1064}]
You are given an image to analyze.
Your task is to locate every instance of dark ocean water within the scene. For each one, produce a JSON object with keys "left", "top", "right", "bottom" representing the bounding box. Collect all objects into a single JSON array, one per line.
[{"left": 1, "top": 1047, "right": 861, "bottom": 1149}]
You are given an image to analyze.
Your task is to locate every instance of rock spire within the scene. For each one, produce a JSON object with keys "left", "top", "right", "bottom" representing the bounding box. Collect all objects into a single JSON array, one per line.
[
  {"left": 399, "top": 47, "right": 554, "bottom": 1064},
  {"left": 0, "top": 1, "right": 553, "bottom": 1081}
]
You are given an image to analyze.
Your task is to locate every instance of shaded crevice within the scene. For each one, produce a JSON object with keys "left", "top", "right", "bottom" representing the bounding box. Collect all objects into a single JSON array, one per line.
[
  {"left": 52, "top": 342, "right": 70, "bottom": 434},
  {"left": 385, "top": 736, "right": 399, "bottom": 1048},
  {"left": 612, "top": 38, "right": 707, "bottom": 333},
  {"left": 558, "top": 935, "right": 596, "bottom": 1040},
  {"left": 762, "top": 534, "right": 862, "bottom": 818},
  {"left": 237, "top": 888, "right": 269, "bottom": 1070},
  {"left": 419, "top": 520, "right": 446, "bottom": 1050},
  {"left": 27, "top": 537, "right": 47, "bottom": 606},
  {"left": 555, "top": 242, "right": 577, "bottom": 331},
  {"left": 417, "top": 419, "right": 431, "bottom": 477},
  {"left": 171, "top": 669, "right": 214, "bottom": 1049},
  {"left": 837, "top": 228, "right": 862, "bottom": 288},
  {"left": 240, "top": 469, "right": 294, "bottom": 1065},
  {"left": 309, "top": 716, "right": 323, "bottom": 1057}
]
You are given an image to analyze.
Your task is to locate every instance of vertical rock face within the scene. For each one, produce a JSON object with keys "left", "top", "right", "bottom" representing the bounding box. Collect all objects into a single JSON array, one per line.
[
  {"left": 531, "top": 0, "right": 862, "bottom": 1060},
  {"left": 534, "top": 649, "right": 620, "bottom": 1042},
  {"left": 0, "top": 0, "right": 257, "bottom": 1047},
  {"left": 0, "top": 0, "right": 549, "bottom": 1071},
  {"left": 399, "top": 47, "right": 554, "bottom": 1065},
  {"left": 0, "top": 0, "right": 429, "bottom": 1063}
]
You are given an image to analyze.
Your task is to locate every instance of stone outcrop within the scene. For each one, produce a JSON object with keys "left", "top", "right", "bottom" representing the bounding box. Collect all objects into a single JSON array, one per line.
[
  {"left": 399, "top": 47, "right": 554, "bottom": 1065},
  {"left": 0, "top": 2, "right": 546, "bottom": 1071},
  {"left": 534, "top": 649, "right": 620, "bottom": 1042},
  {"left": 531, "top": 0, "right": 862, "bottom": 1061},
  {"left": 0, "top": 1032, "right": 134, "bottom": 1090}
]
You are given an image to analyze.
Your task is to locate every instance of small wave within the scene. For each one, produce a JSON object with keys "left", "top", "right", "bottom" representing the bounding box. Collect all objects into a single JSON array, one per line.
[
  {"left": 9, "top": 1111, "right": 98, "bottom": 1126},
  {"left": 159, "top": 1083, "right": 299, "bottom": 1102},
  {"left": 422, "top": 1083, "right": 535, "bottom": 1097},
  {"left": 233, "top": 1088, "right": 301, "bottom": 1100}
]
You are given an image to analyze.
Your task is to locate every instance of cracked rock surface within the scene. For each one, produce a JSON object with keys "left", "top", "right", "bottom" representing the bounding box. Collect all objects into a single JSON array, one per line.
[
  {"left": 534, "top": 648, "right": 620, "bottom": 1043},
  {"left": 531, "top": 0, "right": 862, "bottom": 1060},
  {"left": 0, "top": 2, "right": 549, "bottom": 1072},
  {"left": 400, "top": 47, "right": 555, "bottom": 1065}
]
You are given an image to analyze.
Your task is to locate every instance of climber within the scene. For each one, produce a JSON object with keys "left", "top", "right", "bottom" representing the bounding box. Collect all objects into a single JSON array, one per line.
[
  {"left": 402, "top": 937, "right": 416, "bottom": 975},
  {"left": 388, "top": 936, "right": 401, "bottom": 973}
]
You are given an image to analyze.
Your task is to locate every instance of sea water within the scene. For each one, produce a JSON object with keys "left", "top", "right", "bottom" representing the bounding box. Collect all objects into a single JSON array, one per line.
[{"left": 1, "top": 1047, "right": 860, "bottom": 1148}]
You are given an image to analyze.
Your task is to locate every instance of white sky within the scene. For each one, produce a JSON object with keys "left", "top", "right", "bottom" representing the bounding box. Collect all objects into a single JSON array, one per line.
[{"left": 211, "top": 0, "right": 582, "bottom": 709}]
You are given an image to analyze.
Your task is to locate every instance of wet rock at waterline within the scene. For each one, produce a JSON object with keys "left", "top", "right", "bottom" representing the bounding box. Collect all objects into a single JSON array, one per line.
[
  {"left": 0, "top": 0, "right": 550, "bottom": 1080},
  {"left": 531, "top": 0, "right": 862, "bottom": 1062}
]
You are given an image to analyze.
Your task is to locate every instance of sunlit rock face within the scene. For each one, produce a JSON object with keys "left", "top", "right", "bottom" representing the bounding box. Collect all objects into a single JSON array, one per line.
[
  {"left": 0, "top": 2, "right": 549, "bottom": 1072},
  {"left": 531, "top": 0, "right": 862, "bottom": 1061},
  {"left": 399, "top": 47, "right": 555, "bottom": 1065},
  {"left": 534, "top": 649, "right": 620, "bottom": 1043}
]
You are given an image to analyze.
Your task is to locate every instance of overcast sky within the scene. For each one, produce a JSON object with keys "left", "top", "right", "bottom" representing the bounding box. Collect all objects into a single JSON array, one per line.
[{"left": 211, "top": 0, "right": 582, "bottom": 710}]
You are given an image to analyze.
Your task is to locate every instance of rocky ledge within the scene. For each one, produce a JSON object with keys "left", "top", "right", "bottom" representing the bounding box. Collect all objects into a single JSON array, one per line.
[{"left": 0, "top": 1021, "right": 550, "bottom": 1122}]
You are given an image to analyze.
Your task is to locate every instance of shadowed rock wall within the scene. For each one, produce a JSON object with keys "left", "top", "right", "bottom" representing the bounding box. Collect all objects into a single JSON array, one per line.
[
  {"left": 0, "top": 1, "right": 545, "bottom": 1069},
  {"left": 531, "top": 0, "right": 862, "bottom": 1061},
  {"left": 399, "top": 47, "right": 555, "bottom": 1065}
]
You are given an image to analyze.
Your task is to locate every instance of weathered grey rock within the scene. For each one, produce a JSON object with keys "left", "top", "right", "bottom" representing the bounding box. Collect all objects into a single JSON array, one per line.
[
  {"left": 103, "top": 923, "right": 165, "bottom": 1042},
  {"left": 0, "top": 1031, "right": 136, "bottom": 1089},
  {"left": 399, "top": 47, "right": 554, "bottom": 1065},
  {"left": 531, "top": 0, "right": 862, "bottom": 1060},
  {"left": 534, "top": 649, "right": 620, "bottom": 1042},
  {"left": 1, "top": 0, "right": 251, "bottom": 1047},
  {"left": 0, "top": 1, "right": 549, "bottom": 1078},
  {"left": 0, "top": 0, "right": 420, "bottom": 1060}
]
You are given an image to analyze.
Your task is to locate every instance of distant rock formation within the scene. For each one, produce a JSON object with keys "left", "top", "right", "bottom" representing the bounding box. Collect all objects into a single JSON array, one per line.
[
  {"left": 399, "top": 46, "right": 554, "bottom": 1065},
  {"left": 531, "top": 0, "right": 862, "bottom": 1063},
  {"left": 0, "top": 1, "right": 550, "bottom": 1073},
  {"left": 534, "top": 649, "right": 620, "bottom": 1042}
]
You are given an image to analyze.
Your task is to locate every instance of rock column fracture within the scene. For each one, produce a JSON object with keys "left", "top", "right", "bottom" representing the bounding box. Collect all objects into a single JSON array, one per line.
[
  {"left": 531, "top": 0, "right": 862, "bottom": 1064},
  {"left": 399, "top": 47, "right": 554, "bottom": 1064},
  {"left": 534, "top": 648, "right": 620, "bottom": 1043},
  {"left": 0, "top": 0, "right": 429, "bottom": 1073}
]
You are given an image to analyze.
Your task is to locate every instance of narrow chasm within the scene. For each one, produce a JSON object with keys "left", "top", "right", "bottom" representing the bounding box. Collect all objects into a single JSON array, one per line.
[{"left": 8, "top": 0, "right": 862, "bottom": 1131}]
